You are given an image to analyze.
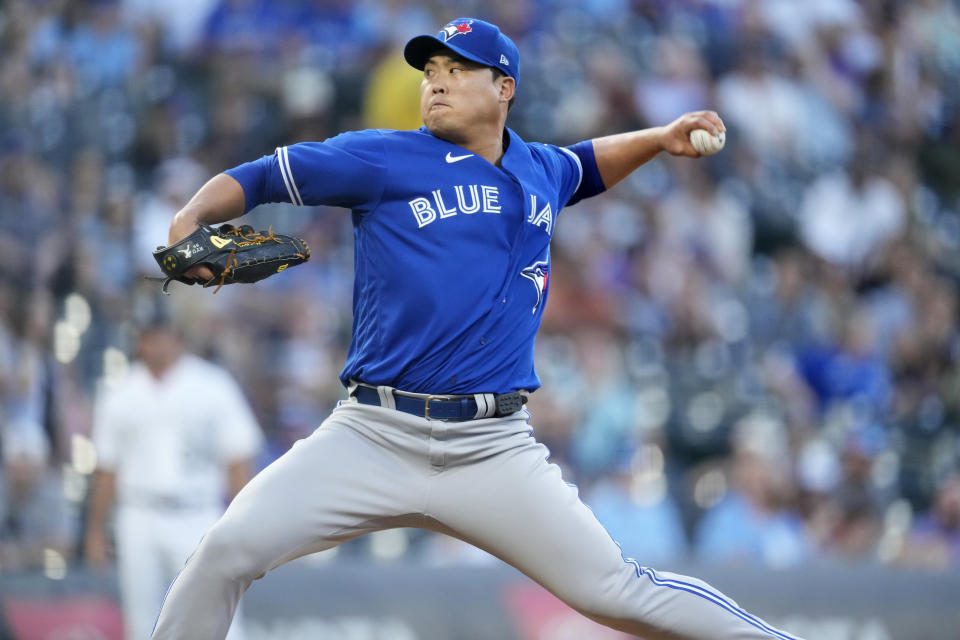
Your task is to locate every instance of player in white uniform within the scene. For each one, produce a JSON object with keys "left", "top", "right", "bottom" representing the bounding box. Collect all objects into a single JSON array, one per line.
[{"left": 85, "top": 319, "right": 262, "bottom": 640}]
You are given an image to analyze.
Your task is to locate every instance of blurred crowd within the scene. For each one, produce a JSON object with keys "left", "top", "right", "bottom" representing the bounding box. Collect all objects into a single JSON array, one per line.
[{"left": 2, "top": 0, "right": 960, "bottom": 580}]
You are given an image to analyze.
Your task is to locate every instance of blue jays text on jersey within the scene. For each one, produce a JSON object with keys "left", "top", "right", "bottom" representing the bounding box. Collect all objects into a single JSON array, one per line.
[{"left": 225, "top": 127, "right": 605, "bottom": 394}]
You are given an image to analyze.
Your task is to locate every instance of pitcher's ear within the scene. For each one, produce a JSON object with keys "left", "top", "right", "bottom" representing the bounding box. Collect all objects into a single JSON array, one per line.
[{"left": 498, "top": 76, "right": 515, "bottom": 103}]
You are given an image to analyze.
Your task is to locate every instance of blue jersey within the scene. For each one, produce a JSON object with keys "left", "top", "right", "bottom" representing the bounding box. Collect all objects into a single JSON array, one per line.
[{"left": 226, "top": 127, "right": 604, "bottom": 394}]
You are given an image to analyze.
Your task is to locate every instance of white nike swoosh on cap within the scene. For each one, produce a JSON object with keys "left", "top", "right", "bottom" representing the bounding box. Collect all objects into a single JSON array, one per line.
[{"left": 445, "top": 152, "right": 474, "bottom": 163}]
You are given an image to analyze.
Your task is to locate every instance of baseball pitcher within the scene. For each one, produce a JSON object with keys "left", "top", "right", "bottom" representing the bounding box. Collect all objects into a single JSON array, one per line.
[{"left": 150, "top": 18, "right": 804, "bottom": 640}]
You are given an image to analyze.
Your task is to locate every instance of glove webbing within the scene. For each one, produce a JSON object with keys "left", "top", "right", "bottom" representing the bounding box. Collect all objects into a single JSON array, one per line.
[{"left": 212, "top": 226, "right": 285, "bottom": 293}]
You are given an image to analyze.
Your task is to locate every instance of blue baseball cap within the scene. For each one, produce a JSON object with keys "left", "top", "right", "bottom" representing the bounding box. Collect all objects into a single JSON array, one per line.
[{"left": 404, "top": 18, "right": 519, "bottom": 86}]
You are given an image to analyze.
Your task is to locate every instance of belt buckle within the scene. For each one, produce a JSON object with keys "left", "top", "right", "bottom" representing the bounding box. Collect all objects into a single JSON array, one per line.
[{"left": 424, "top": 395, "right": 443, "bottom": 420}]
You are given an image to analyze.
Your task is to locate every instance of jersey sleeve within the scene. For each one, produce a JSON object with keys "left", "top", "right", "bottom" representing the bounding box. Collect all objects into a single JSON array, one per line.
[
  {"left": 536, "top": 140, "right": 606, "bottom": 209},
  {"left": 563, "top": 139, "right": 606, "bottom": 206},
  {"left": 534, "top": 143, "right": 583, "bottom": 210},
  {"left": 91, "top": 388, "right": 123, "bottom": 471},
  {"left": 224, "top": 130, "right": 388, "bottom": 213}
]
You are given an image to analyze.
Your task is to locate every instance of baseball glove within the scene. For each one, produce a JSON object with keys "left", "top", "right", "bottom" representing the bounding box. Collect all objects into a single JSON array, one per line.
[{"left": 152, "top": 223, "right": 310, "bottom": 294}]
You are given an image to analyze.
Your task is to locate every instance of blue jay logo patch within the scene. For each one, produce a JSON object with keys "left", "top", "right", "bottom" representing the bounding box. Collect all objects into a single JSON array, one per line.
[
  {"left": 439, "top": 20, "right": 473, "bottom": 42},
  {"left": 521, "top": 260, "right": 549, "bottom": 314}
]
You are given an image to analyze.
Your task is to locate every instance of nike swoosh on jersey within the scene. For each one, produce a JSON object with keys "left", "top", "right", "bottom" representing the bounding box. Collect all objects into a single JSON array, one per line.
[{"left": 445, "top": 152, "right": 474, "bottom": 163}]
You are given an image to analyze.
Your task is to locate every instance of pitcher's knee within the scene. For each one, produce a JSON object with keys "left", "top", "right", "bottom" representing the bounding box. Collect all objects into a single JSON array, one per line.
[
  {"left": 556, "top": 581, "right": 625, "bottom": 622},
  {"left": 570, "top": 596, "right": 630, "bottom": 625},
  {"left": 191, "top": 518, "right": 270, "bottom": 582}
]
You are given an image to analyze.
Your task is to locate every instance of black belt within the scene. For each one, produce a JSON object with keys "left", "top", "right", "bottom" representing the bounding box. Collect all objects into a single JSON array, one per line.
[{"left": 350, "top": 385, "right": 526, "bottom": 421}]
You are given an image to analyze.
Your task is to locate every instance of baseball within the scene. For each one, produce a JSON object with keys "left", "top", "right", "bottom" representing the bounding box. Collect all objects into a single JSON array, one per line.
[{"left": 690, "top": 128, "right": 726, "bottom": 156}]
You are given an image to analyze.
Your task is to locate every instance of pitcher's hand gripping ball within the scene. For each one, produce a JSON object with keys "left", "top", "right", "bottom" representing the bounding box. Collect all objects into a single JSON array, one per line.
[{"left": 152, "top": 223, "right": 310, "bottom": 294}]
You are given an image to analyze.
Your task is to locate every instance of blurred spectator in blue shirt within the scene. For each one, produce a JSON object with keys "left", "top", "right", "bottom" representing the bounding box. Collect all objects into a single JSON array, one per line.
[
  {"left": 202, "top": 0, "right": 287, "bottom": 59},
  {"left": 586, "top": 442, "right": 687, "bottom": 566},
  {"left": 68, "top": 1, "right": 142, "bottom": 90},
  {"left": 795, "top": 307, "right": 893, "bottom": 417},
  {"left": 695, "top": 413, "right": 811, "bottom": 567}
]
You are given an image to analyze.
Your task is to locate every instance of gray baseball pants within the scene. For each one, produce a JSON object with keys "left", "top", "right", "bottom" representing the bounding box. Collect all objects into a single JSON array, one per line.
[{"left": 151, "top": 400, "right": 801, "bottom": 640}]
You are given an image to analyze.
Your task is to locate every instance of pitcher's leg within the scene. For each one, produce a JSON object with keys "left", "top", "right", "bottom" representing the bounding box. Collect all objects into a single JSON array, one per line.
[
  {"left": 163, "top": 509, "right": 249, "bottom": 640},
  {"left": 151, "top": 410, "right": 428, "bottom": 640},
  {"left": 429, "top": 435, "right": 803, "bottom": 640}
]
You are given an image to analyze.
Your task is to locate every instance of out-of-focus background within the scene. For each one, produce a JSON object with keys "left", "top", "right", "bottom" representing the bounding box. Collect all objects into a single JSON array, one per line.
[{"left": 2, "top": 0, "right": 960, "bottom": 638}]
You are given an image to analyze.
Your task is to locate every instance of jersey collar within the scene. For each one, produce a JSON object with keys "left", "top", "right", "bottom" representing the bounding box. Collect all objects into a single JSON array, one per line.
[{"left": 418, "top": 126, "right": 526, "bottom": 173}]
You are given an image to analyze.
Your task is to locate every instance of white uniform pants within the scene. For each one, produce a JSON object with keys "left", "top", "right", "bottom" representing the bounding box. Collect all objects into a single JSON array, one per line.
[
  {"left": 117, "top": 505, "right": 245, "bottom": 640},
  {"left": 151, "top": 401, "right": 802, "bottom": 640}
]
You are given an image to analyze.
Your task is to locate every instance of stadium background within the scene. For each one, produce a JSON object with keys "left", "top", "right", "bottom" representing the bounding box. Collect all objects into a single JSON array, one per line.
[{"left": 1, "top": 0, "right": 959, "bottom": 638}]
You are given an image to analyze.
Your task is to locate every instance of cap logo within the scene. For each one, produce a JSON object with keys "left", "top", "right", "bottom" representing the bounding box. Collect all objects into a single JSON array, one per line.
[
  {"left": 500, "top": 54, "right": 509, "bottom": 65},
  {"left": 439, "top": 20, "right": 473, "bottom": 42}
]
